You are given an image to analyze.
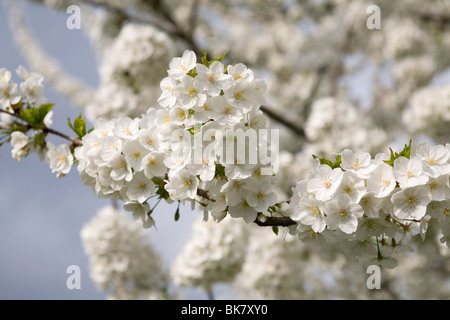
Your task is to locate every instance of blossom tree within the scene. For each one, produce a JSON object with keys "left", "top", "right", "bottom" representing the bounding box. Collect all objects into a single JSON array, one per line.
[{"left": 1, "top": 0, "right": 450, "bottom": 299}]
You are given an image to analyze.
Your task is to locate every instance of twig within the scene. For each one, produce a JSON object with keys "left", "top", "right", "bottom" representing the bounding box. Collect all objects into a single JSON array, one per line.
[
  {"left": 302, "top": 65, "right": 328, "bottom": 120},
  {"left": 196, "top": 187, "right": 297, "bottom": 227},
  {"left": 0, "top": 109, "right": 82, "bottom": 146},
  {"left": 260, "top": 105, "right": 305, "bottom": 137},
  {"left": 254, "top": 216, "right": 296, "bottom": 227}
]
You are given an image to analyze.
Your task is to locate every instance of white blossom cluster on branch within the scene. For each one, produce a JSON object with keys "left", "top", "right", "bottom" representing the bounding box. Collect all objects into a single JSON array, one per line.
[
  {"left": 170, "top": 215, "right": 248, "bottom": 292},
  {"left": 289, "top": 142, "right": 450, "bottom": 268},
  {"left": 80, "top": 205, "right": 168, "bottom": 300}
]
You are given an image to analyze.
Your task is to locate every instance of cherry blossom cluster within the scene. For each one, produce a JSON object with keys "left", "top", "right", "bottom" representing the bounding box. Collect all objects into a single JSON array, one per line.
[
  {"left": 74, "top": 50, "right": 280, "bottom": 226},
  {"left": 85, "top": 22, "right": 174, "bottom": 121},
  {"left": 289, "top": 142, "right": 450, "bottom": 268},
  {"left": 170, "top": 215, "right": 248, "bottom": 291},
  {"left": 80, "top": 205, "right": 168, "bottom": 300},
  {"left": 0, "top": 66, "right": 75, "bottom": 177}
]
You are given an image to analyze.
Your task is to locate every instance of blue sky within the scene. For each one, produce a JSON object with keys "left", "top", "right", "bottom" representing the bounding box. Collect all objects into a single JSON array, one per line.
[{"left": 0, "top": 1, "right": 203, "bottom": 300}]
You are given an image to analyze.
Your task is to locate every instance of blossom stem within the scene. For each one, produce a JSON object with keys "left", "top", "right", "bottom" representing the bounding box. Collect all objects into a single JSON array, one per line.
[
  {"left": 0, "top": 109, "right": 82, "bottom": 146},
  {"left": 259, "top": 105, "right": 305, "bottom": 137},
  {"left": 196, "top": 187, "right": 297, "bottom": 227},
  {"left": 42, "top": 127, "right": 82, "bottom": 146}
]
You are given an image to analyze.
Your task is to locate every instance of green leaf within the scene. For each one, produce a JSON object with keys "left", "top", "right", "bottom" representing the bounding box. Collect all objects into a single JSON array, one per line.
[
  {"left": 312, "top": 154, "right": 342, "bottom": 169},
  {"left": 272, "top": 226, "right": 279, "bottom": 235},
  {"left": 187, "top": 67, "right": 198, "bottom": 78},
  {"left": 215, "top": 163, "right": 227, "bottom": 179},
  {"left": 67, "top": 113, "right": 87, "bottom": 138},
  {"left": 187, "top": 123, "right": 202, "bottom": 135},
  {"left": 384, "top": 140, "right": 412, "bottom": 167},
  {"left": 174, "top": 206, "right": 180, "bottom": 221},
  {"left": 19, "top": 103, "right": 54, "bottom": 130},
  {"left": 152, "top": 176, "right": 170, "bottom": 200},
  {"left": 201, "top": 50, "right": 227, "bottom": 68}
]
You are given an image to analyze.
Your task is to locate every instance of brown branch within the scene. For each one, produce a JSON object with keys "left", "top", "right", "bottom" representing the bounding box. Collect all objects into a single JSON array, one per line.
[
  {"left": 196, "top": 187, "right": 297, "bottom": 227},
  {"left": 254, "top": 216, "right": 296, "bottom": 227},
  {"left": 0, "top": 109, "right": 82, "bottom": 146},
  {"left": 43, "top": 127, "right": 82, "bottom": 146},
  {"left": 260, "top": 105, "right": 305, "bottom": 137},
  {"left": 302, "top": 65, "right": 328, "bottom": 120},
  {"left": 196, "top": 188, "right": 215, "bottom": 202}
]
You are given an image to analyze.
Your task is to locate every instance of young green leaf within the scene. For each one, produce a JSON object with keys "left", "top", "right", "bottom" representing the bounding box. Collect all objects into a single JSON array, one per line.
[
  {"left": 384, "top": 140, "right": 412, "bottom": 166},
  {"left": 19, "top": 103, "right": 54, "bottom": 130},
  {"left": 67, "top": 113, "right": 87, "bottom": 138},
  {"left": 201, "top": 50, "right": 227, "bottom": 68},
  {"left": 312, "top": 154, "right": 342, "bottom": 169}
]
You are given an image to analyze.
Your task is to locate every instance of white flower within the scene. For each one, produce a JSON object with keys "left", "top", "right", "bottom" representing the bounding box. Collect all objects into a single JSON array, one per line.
[
  {"left": 187, "top": 145, "right": 216, "bottom": 182},
  {"left": 391, "top": 185, "right": 432, "bottom": 220},
  {"left": 393, "top": 156, "right": 429, "bottom": 189},
  {"left": 167, "top": 50, "right": 197, "bottom": 80},
  {"left": 335, "top": 171, "right": 367, "bottom": 202},
  {"left": 142, "top": 152, "right": 167, "bottom": 178},
  {"left": 92, "top": 118, "right": 114, "bottom": 138},
  {"left": 340, "top": 149, "right": 376, "bottom": 179},
  {"left": 341, "top": 240, "right": 377, "bottom": 263},
  {"left": 366, "top": 163, "right": 396, "bottom": 198},
  {"left": 99, "top": 136, "right": 122, "bottom": 163},
  {"left": 19, "top": 74, "right": 46, "bottom": 106},
  {"left": 10, "top": 131, "right": 29, "bottom": 150},
  {"left": 195, "top": 61, "right": 232, "bottom": 96},
  {"left": 113, "top": 117, "right": 140, "bottom": 140},
  {"left": 122, "top": 139, "right": 149, "bottom": 172},
  {"left": 126, "top": 172, "right": 155, "bottom": 203},
  {"left": 355, "top": 218, "right": 397, "bottom": 241},
  {"left": 306, "top": 165, "right": 344, "bottom": 201},
  {"left": 359, "top": 192, "right": 384, "bottom": 218},
  {"left": 170, "top": 215, "right": 247, "bottom": 290},
  {"left": 415, "top": 142, "right": 450, "bottom": 178},
  {"left": 227, "top": 63, "right": 254, "bottom": 82},
  {"left": 228, "top": 199, "right": 258, "bottom": 223},
  {"left": 223, "top": 79, "right": 257, "bottom": 113},
  {"left": 0, "top": 69, "right": 21, "bottom": 108},
  {"left": 245, "top": 180, "right": 277, "bottom": 212},
  {"left": 252, "top": 79, "right": 267, "bottom": 105},
  {"left": 221, "top": 179, "right": 250, "bottom": 206},
  {"left": 10, "top": 131, "right": 29, "bottom": 161},
  {"left": 138, "top": 127, "right": 160, "bottom": 151},
  {"left": 290, "top": 197, "right": 327, "bottom": 233},
  {"left": 40, "top": 108, "right": 52, "bottom": 127},
  {"left": 426, "top": 200, "right": 450, "bottom": 221},
  {"left": 325, "top": 194, "right": 364, "bottom": 234},
  {"left": 192, "top": 97, "right": 220, "bottom": 121},
  {"left": 211, "top": 95, "right": 243, "bottom": 125},
  {"left": 109, "top": 155, "right": 133, "bottom": 182},
  {"left": 45, "top": 143, "right": 74, "bottom": 177},
  {"left": 157, "top": 77, "right": 177, "bottom": 109},
  {"left": 168, "top": 106, "right": 188, "bottom": 125},
  {"left": 123, "top": 201, "right": 155, "bottom": 229},
  {"left": 175, "top": 75, "right": 207, "bottom": 109},
  {"left": 427, "top": 175, "right": 450, "bottom": 201},
  {"left": 165, "top": 170, "right": 199, "bottom": 200}
]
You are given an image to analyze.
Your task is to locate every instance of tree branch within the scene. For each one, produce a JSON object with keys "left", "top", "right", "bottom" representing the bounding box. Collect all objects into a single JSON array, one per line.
[
  {"left": 196, "top": 187, "right": 296, "bottom": 227},
  {"left": 254, "top": 216, "right": 296, "bottom": 227},
  {"left": 260, "top": 105, "right": 305, "bottom": 137},
  {"left": 0, "top": 109, "right": 82, "bottom": 146}
]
